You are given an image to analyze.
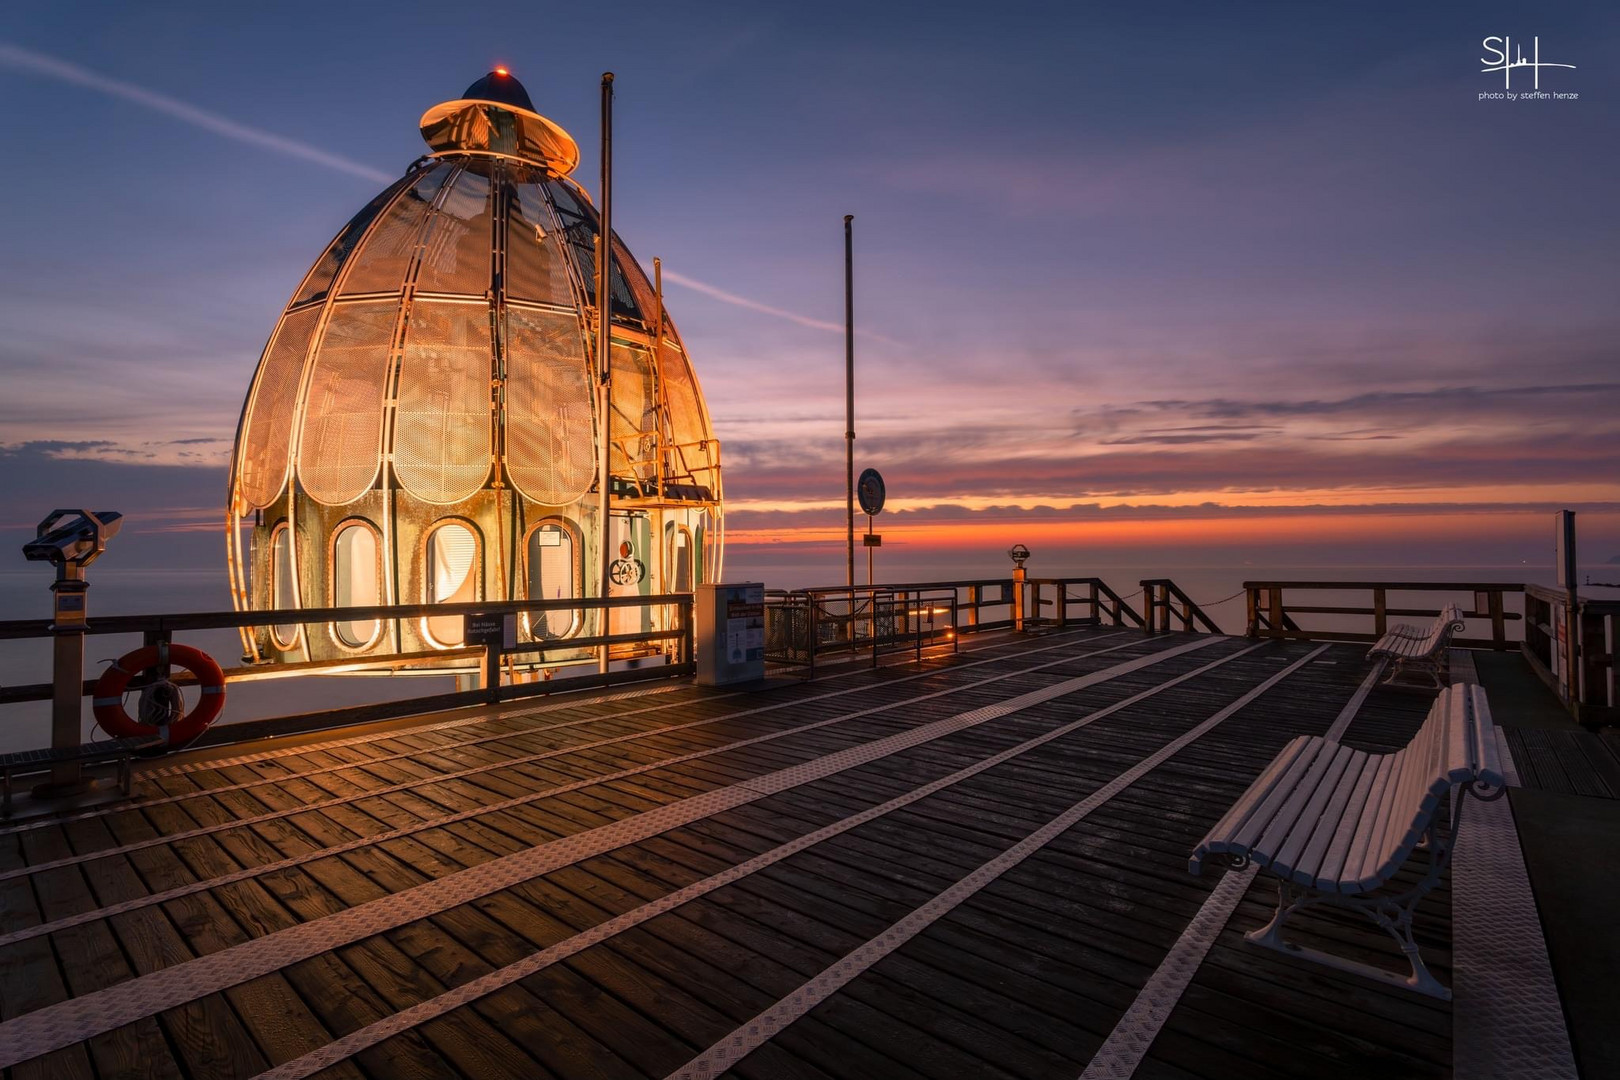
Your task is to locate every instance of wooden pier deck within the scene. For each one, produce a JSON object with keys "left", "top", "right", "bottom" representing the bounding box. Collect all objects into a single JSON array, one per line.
[{"left": 0, "top": 627, "right": 1583, "bottom": 1079}]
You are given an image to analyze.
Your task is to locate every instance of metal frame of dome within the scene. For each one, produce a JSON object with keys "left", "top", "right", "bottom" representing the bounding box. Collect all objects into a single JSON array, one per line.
[{"left": 226, "top": 71, "right": 722, "bottom": 674}]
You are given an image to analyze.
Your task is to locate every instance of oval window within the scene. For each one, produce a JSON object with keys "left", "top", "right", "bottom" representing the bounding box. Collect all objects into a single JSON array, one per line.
[
  {"left": 333, "top": 523, "right": 381, "bottom": 647},
  {"left": 425, "top": 522, "right": 478, "bottom": 646},
  {"left": 270, "top": 524, "right": 298, "bottom": 648}
]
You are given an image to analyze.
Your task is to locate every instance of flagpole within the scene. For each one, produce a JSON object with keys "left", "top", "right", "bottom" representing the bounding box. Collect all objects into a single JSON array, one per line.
[
  {"left": 597, "top": 72, "right": 615, "bottom": 675},
  {"left": 844, "top": 215, "right": 855, "bottom": 602}
]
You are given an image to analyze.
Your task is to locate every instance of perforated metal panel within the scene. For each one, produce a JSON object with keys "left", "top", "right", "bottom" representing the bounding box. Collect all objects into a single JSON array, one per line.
[
  {"left": 507, "top": 179, "right": 574, "bottom": 306},
  {"left": 393, "top": 300, "right": 494, "bottom": 503},
  {"left": 237, "top": 306, "right": 321, "bottom": 509},
  {"left": 297, "top": 302, "right": 396, "bottom": 505},
  {"left": 658, "top": 338, "right": 717, "bottom": 486},
  {"left": 610, "top": 342, "right": 657, "bottom": 482},
  {"left": 339, "top": 164, "right": 450, "bottom": 295},
  {"left": 544, "top": 180, "right": 641, "bottom": 321},
  {"left": 505, "top": 306, "right": 594, "bottom": 505},
  {"left": 416, "top": 165, "right": 492, "bottom": 296},
  {"left": 292, "top": 175, "right": 411, "bottom": 307}
]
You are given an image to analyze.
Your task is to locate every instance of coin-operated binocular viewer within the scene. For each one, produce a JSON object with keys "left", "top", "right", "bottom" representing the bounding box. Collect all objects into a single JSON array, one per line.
[
  {"left": 22, "top": 509, "right": 122, "bottom": 792},
  {"left": 1008, "top": 544, "right": 1031, "bottom": 631}
]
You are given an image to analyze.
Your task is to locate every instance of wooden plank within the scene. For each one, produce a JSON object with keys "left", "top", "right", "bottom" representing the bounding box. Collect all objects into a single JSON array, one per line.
[{"left": 0, "top": 830, "right": 107, "bottom": 1080}]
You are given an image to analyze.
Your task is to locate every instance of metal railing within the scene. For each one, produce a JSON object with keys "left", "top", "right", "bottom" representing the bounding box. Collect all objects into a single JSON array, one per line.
[
  {"left": 1244, "top": 580, "right": 1523, "bottom": 650},
  {"left": 764, "top": 575, "right": 1161, "bottom": 676},
  {"left": 0, "top": 594, "right": 694, "bottom": 775},
  {"left": 764, "top": 584, "right": 961, "bottom": 677}
]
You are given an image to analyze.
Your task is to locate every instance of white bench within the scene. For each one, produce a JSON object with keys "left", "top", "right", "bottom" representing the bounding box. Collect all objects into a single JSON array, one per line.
[
  {"left": 1188, "top": 684, "right": 1503, "bottom": 998},
  {"left": 1368, "top": 602, "right": 1467, "bottom": 688}
]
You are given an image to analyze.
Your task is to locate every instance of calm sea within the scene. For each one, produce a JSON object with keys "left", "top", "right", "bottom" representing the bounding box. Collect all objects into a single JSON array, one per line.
[{"left": 1, "top": 558, "right": 1610, "bottom": 755}]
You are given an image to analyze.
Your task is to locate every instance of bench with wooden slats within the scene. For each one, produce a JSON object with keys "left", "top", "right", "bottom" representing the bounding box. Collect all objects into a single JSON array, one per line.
[
  {"left": 1188, "top": 683, "right": 1502, "bottom": 998},
  {"left": 1367, "top": 602, "right": 1467, "bottom": 687}
]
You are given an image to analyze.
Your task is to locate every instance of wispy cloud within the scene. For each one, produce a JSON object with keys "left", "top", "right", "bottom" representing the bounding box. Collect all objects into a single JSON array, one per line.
[
  {"left": 662, "top": 268, "right": 898, "bottom": 345},
  {"left": 0, "top": 42, "right": 394, "bottom": 183}
]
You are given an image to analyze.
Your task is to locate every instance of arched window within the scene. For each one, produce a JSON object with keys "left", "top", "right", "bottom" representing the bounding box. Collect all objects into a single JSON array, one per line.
[
  {"left": 667, "top": 522, "right": 694, "bottom": 593},
  {"left": 332, "top": 521, "right": 381, "bottom": 648},
  {"left": 270, "top": 523, "right": 298, "bottom": 648},
  {"left": 424, "top": 520, "right": 479, "bottom": 647},
  {"left": 526, "top": 519, "right": 581, "bottom": 639}
]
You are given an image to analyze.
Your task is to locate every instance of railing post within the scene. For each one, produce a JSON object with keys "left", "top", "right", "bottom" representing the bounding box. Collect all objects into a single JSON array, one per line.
[
  {"left": 481, "top": 639, "right": 500, "bottom": 703},
  {"left": 1489, "top": 589, "right": 1506, "bottom": 650},
  {"left": 1245, "top": 587, "right": 1258, "bottom": 637},
  {"left": 1606, "top": 613, "right": 1615, "bottom": 708},
  {"left": 1269, "top": 587, "right": 1284, "bottom": 641},
  {"left": 966, "top": 585, "right": 979, "bottom": 630},
  {"left": 915, "top": 599, "right": 923, "bottom": 664},
  {"left": 43, "top": 569, "right": 95, "bottom": 794},
  {"left": 682, "top": 597, "right": 694, "bottom": 667},
  {"left": 47, "top": 620, "right": 87, "bottom": 791},
  {"left": 1373, "top": 588, "right": 1387, "bottom": 639}
]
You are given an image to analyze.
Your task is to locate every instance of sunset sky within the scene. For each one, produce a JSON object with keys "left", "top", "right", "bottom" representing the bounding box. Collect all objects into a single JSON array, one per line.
[{"left": 2, "top": 1, "right": 1617, "bottom": 579}]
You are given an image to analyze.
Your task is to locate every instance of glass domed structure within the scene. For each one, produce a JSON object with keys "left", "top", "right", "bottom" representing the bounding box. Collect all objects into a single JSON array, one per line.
[{"left": 227, "top": 70, "right": 722, "bottom": 671}]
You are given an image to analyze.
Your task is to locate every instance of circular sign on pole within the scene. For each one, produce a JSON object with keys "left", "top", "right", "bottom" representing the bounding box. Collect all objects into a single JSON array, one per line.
[
  {"left": 1008, "top": 544, "right": 1031, "bottom": 568},
  {"left": 857, "top": 468, "right": 886, "bottom": 516}
]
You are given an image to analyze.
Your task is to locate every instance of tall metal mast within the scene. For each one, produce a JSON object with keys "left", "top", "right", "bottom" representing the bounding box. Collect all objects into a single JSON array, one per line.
[
  {"left": 596, "top": 72, "right": 615, "bottom": 674},
  {"left": 844, "top": 214, "right": 855, "bottom": 597}
]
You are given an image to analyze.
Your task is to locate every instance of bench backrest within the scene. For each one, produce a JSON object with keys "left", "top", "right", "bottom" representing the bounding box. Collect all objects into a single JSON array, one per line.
[
  {"left": 1352, "top": 682, "right": 1501, "bottom": 890},
  {"left": 1409, "top": 602, "right": 1467, "bottom": 650}
]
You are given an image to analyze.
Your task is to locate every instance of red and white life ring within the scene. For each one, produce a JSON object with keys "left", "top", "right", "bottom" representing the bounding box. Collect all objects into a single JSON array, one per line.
[{"left": 93, "top": 643, "right": 226, "bottom": 747}]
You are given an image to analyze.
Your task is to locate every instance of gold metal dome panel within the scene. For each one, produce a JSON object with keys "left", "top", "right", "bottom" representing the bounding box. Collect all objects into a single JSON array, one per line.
[{"left": 227, "top": 73, "right": 724, "bottom": 673}]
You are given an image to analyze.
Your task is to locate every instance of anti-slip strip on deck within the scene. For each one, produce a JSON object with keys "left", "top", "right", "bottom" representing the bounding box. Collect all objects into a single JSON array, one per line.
[
  {"left": 1452, "top": 739, "right": 1579, "bottom": 1080},
  {"left": 1077, "top": 652, "right": 1380, "bottom": 1079},
  {"left": 0, "top": 633, "right": 1139, "bottom": 947},
  {"left": 251, "top": 645, "right": 1272, "bottom": 1079},
  {"left": 662, "top": 646, "right": 1331, "bottom": 1079},
  {"left": 0, "top": 632, "right": 1134, "bottom": 888},
  {"left": 0, "top": 635, "right": 1224, "bottom": 1068}
]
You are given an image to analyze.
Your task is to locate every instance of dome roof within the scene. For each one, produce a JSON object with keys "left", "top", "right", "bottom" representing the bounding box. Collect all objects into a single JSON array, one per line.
[{"left": 231, "top": 96, "right": 718, "bottom": 514}]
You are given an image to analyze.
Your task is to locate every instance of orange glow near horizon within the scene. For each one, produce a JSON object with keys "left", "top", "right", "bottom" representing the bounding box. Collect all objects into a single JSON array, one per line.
[{"left": 725, "top": 508, "right": 1620, "bottom": 552}]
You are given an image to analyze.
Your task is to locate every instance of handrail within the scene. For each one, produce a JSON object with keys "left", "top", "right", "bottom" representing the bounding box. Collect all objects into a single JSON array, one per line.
[
  {"left": 1244, "top": 580, "right": 1523, "bottom": 650},
  {"left": 1140, "top": 578, "right": 1224, "bottom": 635},
  {"left": 1025, "top": 577, "right": 1145, "bottom": 630},
  {"left": 0, "top": 592, "right": 684, "bottom": 641}
]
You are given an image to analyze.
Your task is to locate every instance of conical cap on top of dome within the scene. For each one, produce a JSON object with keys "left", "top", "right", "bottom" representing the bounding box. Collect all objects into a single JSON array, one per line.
[{"left": 419, "top": 68, "right": 579, "bottom": 175}]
